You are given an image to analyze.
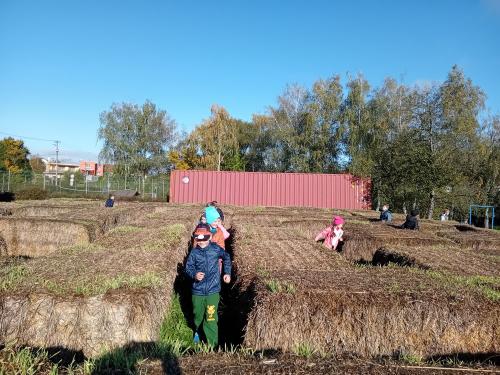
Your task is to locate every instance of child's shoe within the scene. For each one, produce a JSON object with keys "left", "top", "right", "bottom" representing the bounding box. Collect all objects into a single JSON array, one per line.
[{"left": 193, "top": 332, "right": 200, "bottom": 344}]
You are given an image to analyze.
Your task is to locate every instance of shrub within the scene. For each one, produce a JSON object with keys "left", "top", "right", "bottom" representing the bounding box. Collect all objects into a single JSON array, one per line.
[{"left": 14, "top": 187, "right": 48, "bottom": 200}]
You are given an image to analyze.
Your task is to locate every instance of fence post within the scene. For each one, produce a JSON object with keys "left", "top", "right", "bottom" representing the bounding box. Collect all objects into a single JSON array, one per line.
[
  {"left": 2, "top": 173, "right": 4, "bottom": 192},
  {"left": 7, "top": 170, "right": 10, "bottom": 192}
]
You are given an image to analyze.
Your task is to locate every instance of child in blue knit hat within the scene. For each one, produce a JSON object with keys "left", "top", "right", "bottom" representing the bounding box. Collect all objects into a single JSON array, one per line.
[{"left": 205, "top": 206, "right": 229, "bottom": 249}]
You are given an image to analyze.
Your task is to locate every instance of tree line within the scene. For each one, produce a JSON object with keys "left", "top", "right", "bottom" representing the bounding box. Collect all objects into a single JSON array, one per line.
[
  {"left": 3, "top": 65, "right": 494, "bottom": 219},
  {"left": 98, "top": 66, "right": 499, "bottom": 220}
]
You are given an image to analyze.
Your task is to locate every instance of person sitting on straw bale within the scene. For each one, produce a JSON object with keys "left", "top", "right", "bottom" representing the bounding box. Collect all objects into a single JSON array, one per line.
[
  {"left": 440, "top": 209, "right": 450, "bottom": 221},
  {"left": 402, "top": 209, "right": 420, "bottom": 230},
  {"left": 185, "top": 224, "right": 231, "bottom": 347},
  {"left": 380, "top": 204, "right": 392, "bottom": 223},
  {"left": 205, "top": 206, "right": 230, "bottom": 250},
  {"left": 315, "top": 215, "right": 344, "bottom": 250},
  {"left": 104, "top": 194, "right": 115, "bottom": 208}
]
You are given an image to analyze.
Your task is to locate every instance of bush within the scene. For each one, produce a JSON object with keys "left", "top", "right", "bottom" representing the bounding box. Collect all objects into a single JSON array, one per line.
[{"left": 15, "top": 187, "right": 48, "bottom": 200}]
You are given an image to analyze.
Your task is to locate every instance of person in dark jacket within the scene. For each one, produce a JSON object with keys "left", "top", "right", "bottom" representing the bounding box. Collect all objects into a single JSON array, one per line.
[
  {"left": 401, "top": 209, "right": 420, "bottom": 230},
  {"left": 380, "top": 204, "right": 392, "bottom": 223},
  {"left": 185, "top": 224, "right": 231, "bottom": 347},
  {"left": 105, "top": 195, "right": 115, "bottom": 208}
]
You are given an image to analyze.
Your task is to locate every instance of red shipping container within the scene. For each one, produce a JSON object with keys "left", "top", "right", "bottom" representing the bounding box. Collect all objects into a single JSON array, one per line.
[{"left": 169, "top": 170, "right": 371, "bottom": 210}]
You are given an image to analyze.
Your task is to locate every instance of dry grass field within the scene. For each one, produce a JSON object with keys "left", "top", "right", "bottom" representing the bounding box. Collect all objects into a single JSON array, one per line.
[{"left": 0, "top": 200, "right": 498, "bottom": 374}]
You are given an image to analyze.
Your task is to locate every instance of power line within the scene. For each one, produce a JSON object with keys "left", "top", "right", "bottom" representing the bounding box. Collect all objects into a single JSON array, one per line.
[{"left": 0, "top": 131, "right": 59, "bottom": 143}]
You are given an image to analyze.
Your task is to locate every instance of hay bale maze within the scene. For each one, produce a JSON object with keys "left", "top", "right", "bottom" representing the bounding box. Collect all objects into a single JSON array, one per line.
[
  {"left": 228, "top": 206, "right": 499, "bottom": 360},
  {"left": 0, "top": 201, "right": 199, "bottom": 357},
  {"left": 0, "top": 200, "right": 498, "bottom": 372}
]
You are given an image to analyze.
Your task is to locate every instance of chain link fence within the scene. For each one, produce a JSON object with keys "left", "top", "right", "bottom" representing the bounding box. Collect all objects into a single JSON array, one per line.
[{"left": 0, "top": 171, "right": 170, "bottom": 200}]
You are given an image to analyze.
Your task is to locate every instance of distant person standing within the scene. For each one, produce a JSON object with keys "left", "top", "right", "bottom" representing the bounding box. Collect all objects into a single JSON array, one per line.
[
  {"left": 380, "top": 204, "right": 392, "bottom": 223},
  {"left": 105, "top": 195, "right": 115, "bottom": 208},
  {"left": 402, "top": 209, "right": 420, "bottom": 230},
  {"left": 440, "top": 209, "right": 450, "bottom": 221}
]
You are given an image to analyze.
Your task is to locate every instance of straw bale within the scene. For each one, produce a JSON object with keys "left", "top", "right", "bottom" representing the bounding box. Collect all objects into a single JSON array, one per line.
[
  {"left": 231, "top": 206, "right": 500, "bottom": 360},
  {"left": 0, "top": 289, "right": 170, "bottom": 357},
  {"left": 0, "top": 202, "right": 198, "bottom": 357},
  {"left": 12, "top": 205, "right": 80, "bottom": 218},
  {"left": 0, "top": 217, "right": 92, "bottom": 257},
  {"left": 244, "top": 271, "right": 499, "bottom": 358}
]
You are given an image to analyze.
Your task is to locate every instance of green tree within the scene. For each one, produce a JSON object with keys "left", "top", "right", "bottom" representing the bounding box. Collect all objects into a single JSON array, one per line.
[
  {"left": 262, "top": 77, "right": 343, "bottom": 173},
  {"left": 436, "top": 66, "right": 486, "bottom": 219},
  {"left": 341, "top": 74, "right": 371, "bottom": 175},
  {"left": 0, "top": 137, "right": 31, "bottom": 173},
  {"left": 187, "top": 105, "right": 239, "bottom": 171},
  {"left": 97, "top": 100, "right": 177, "bottom": 178}
]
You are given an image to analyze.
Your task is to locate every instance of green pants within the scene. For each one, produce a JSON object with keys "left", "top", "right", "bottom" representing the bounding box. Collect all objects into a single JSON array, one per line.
[{"left": 192, "top": 293, "right": 220, "bottom": 346}]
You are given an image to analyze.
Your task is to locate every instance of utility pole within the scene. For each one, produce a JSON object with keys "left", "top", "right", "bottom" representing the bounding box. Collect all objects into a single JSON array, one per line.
[{"left": 54, "top": 140, "right": 60, "bottom": 189}]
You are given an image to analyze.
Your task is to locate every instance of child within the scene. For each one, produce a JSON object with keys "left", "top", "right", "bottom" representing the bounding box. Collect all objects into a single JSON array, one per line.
[
  {"left": 205, "top": 206, "right": 230, "bottom": 250},
  {"left": 380, "top": 204, "right": 392, "bottom": 223},
  {"left": 207, "top": 200, "right": 225, "bottom": 222},
  {"left": 440, "top": 209, "right": 450, "bottom": 221},
  {"left": 315, "top": 215, "right": 344, "bottom": 250},
  {"left": 105, "top": 195, "right": 115, "bottom": 208},
  {"left": 402, "top": 209, "right": 420, "bottom": 230},
  {"left": 185, "top": 225, "right": 231, "bottom": 347},
  {"left": 199, "top": 201, "right": 225, "bottom": 224}
]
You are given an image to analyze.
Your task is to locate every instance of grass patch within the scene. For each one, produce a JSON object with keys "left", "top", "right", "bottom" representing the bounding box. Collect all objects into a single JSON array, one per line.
[
  {"left": 292, "top": 342, "right": 321, "bottom": 358},
  {"left": 412, "top": 269, "right": 500, "bottom": 301},
  {"left": 265, "top": 278, "right": 296, "bottom": 294},
  {"left": 0, "top": 265, "right": 28, "bottom": 292},
  {"left": 73, "top": 272, "right": 162, "bottom": 296},
  {"left": 0, "top": 346, "right": 57, "bottom": 375},
  {"left": 109, "top": 225, "right": 143, "bottom": 235},
  {"left": 346, "top": 219, "right": 370, "bottom": 226},
  {"left": 159, "top": 294, "right": 193, "bottom": 348},
  {"left": 63, "top": 243, "right": 104, "bottom": 254},
  {"left": 142, "top": 224, "right": 185, "bottom": 251},
  {"left": 399, "top": 352, "right": 424, "bottom": 365},
  {"left": 256, "top": 267, "right": 271, "bottom": 278},
  {"left": 42, "top": 271, "right": 163, "bottom": 296}
]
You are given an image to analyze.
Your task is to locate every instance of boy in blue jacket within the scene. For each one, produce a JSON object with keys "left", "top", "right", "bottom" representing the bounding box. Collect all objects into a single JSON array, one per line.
[{"left": 185, "top": 224, "right": 231, "bottom": 347}]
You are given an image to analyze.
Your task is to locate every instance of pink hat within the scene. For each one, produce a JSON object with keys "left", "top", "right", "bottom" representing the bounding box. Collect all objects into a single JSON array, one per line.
[{"left": 332, "top": 216, "right": 344, "bottom": 225}]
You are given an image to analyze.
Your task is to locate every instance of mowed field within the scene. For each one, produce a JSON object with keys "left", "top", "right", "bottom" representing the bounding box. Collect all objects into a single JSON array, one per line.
[{"left": 0, "top": 200, "right": 499, "bottom": 374}]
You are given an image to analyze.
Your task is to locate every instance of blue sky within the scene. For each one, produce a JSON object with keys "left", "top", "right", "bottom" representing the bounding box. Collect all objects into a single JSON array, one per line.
[{"left": 1, "top": 0, "right": 499, "bottom": 162}]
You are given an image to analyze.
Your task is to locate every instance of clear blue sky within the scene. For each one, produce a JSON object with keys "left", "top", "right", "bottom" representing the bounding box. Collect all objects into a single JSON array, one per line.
[{"left": 1, "top": 0, "right": 499, "bottom": 162}]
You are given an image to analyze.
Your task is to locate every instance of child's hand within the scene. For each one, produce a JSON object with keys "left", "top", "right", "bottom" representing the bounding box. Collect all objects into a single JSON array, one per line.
[
  {"left": 195, "top": 272, "right": 205, "bottom": 281},
  {"left": 223, "top": 274, "right": 231, "bottom": 283}
]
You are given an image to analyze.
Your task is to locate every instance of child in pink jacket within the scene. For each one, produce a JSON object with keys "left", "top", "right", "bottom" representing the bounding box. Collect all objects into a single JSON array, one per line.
[{"left": 315, "top": 216, "right": 344, "bottom": 250}]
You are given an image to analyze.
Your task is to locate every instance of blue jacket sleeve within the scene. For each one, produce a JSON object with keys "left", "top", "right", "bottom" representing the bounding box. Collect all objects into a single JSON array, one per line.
[
  {"left": 185, "top": 250, "right": 197, "bottom": 279},
  {"left": 219, "top": 247, "right": 232, "bottom": 276}
]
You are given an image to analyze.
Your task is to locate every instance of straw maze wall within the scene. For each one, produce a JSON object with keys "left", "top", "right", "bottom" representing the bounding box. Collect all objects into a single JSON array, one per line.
[
  {"left": 226, "top": 207, "right": 500, "bottom": 359},
  {"left": 0, "top": 202, "right": 199, "bottom": 357},
  {"left": 0, "top": 203, "right": 498, "bottom": 360}
]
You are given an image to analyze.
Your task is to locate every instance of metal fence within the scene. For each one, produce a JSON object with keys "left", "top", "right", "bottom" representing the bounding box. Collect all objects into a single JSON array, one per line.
[{"left": 0, "top": 171, "right": 170, "bottom": 200}]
